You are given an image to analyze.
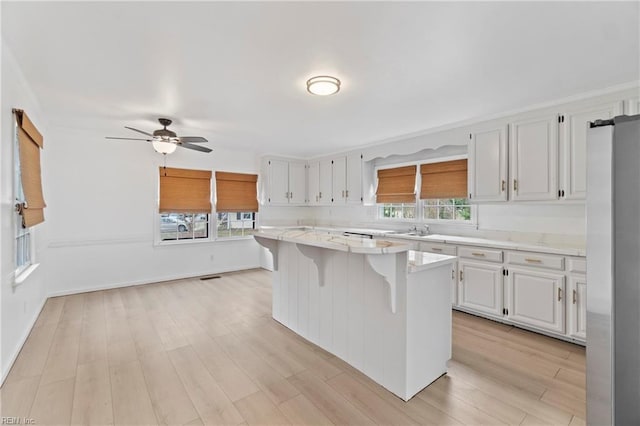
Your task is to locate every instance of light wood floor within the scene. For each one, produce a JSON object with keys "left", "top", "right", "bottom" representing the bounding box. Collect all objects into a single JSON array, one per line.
[{"left": 0, "top": 269, "right": 586, "bottom": 425}]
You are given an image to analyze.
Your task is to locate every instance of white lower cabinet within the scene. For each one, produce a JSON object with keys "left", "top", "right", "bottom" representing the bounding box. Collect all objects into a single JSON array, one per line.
[
  {"left": 505, "top": 267, "right": 565, "bottom": 334},
  {"left": 419, "top": 242, "right": 458, "bottom": 305},
  {"left": 568, "top": 276, "right": 587, "bottom": 340},
  {"left": 458, "top": 260, "right": 504, "bottom": 317}
]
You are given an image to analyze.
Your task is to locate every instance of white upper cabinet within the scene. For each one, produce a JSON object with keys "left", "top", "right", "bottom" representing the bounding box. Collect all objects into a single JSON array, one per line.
[
  {"left": 268, "top": 159, "right": 290, "bottom": 204},
  {"left": 289, "top": 161, "right": 307, "bottom": 204},
  {"left": 332, "top": 156, "right": 347, "bottom": 203},
  {"left": 625, "top": 97, "right": 640, "bottom": 115},
  {"left": 319, "top": 159, "right": 333, "bottom": 205},
  {"left": 346, "top": 153, "right": 363, "bottom": 204},
  {"left": 509, "top": 115, "right": 559, "bottom": 201},
  {"left": 468, "top": 127, "right": 508, "bottom": 202},
  {"left": 266, "top": 158, "right": 307, "bottom": 205},
  {"left": 559, "top": 102, "right": 622, "bottom": 200},
  {"left": 307, "top": 161, "right": 320, "bottom": 205}
]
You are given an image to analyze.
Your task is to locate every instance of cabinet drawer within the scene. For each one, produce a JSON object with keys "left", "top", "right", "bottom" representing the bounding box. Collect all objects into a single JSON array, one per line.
[
  {"left": 567, "top": 258, "right": 586, "bottom": 274},
  {"left": 458, "top": 246, "right": 503, "bottom": 263},
  {"left": 419, "top": 242, "right": 456, "bottom": 256},
  {"left": 506, "top": 251, "right": 565, "bottom": 270}
]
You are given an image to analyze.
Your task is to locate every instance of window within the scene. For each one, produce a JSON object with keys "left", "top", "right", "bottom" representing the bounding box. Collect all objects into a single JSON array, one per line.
[
  {"left": 158, "top": 167, "right": 213, "bottom": 244},
  {"left": 215, "top": 171, "right": 259, "bottom": 239},
  {"left": 376, "top": 158, "right": 474, "bottom": 224},
  {"left": 422, "top": 198, "right": 472, "bottom": 222},
  {"left": 160, "top": 213, "right": 209, "bottom": 241},
  {"left": 216, "top": 212, "right": 256, "bottom": 238},
  {"left": 13, "top": 109, "right": 45, "bottom": 275}
]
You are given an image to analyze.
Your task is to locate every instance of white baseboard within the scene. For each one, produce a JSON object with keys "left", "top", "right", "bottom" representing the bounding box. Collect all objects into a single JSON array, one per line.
[
  {"left": 1, "top": 296, "right": 47, "bottom": 386},
  {"left": 46, "top": 264, "right": 262, "bottom": 298}
]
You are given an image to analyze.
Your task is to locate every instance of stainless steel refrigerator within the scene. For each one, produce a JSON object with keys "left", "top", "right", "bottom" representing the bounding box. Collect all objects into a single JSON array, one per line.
[{"left": 586, "top": 114, "right": 640, "bottom": 426}]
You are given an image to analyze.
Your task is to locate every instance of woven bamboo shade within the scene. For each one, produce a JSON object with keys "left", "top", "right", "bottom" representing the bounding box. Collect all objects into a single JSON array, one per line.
[
  {"left": 375, "top": 165, "right": 417, "bottom": 203},
  {"left": 215, "top": 171, "right": 259, "bottom": 212},
  {"left": 159, "top": 167, "right": 212, "bottom": 213},
  {"left": 420, "top": 159, "right": 468, "bottom": 199},
  {"left": 14, "top": 109, "right": 46, "bottom": 227}
]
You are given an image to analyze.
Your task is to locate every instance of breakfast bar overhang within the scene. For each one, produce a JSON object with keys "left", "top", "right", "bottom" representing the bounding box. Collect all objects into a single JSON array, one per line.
[{"left": 255, "top": 229, "right": 456, "bottom": 401}]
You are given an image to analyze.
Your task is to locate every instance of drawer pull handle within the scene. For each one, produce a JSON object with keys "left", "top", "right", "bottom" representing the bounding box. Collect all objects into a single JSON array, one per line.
[
  {"left": 431, "top": 247, "right": 443, "bottom": 252},
  {"left": 472, "top": 252, "right": 486, "bottom": 257},
  {"left": 525, "top": 258, "right": 542, "bottom": 263},
  {"left": 558, "top": 288, "right": 563, "bottom": 301},
  {"left": 459, "top": 270, "right": 464, "bottom": 281},
  {"left": 573, "top": 289, "right": 577, "bottom": 304}
]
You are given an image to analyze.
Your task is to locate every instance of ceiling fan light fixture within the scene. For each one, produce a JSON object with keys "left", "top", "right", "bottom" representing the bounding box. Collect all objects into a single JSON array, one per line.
[
  {"left": 306, "top": 75, "right": 340, "bottom": 96},
  {"left": 152, "top": 140, "right": 177, "bottom": 155}
]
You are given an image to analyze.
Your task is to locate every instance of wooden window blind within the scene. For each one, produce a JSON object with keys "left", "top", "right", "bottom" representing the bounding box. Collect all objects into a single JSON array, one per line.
[
  {"left": 375, "top": 165, "right": 417, "bottom": 203},
  {"left": 14, "top": 109, "right": 46, "bottom": 228},
  {"left": 159, "top": 167, "right": 212, "bottom": 213},
  {"left": 215, "top": 172, "right": 259, "bottom": 212},
  {"left": 420, "top": 159, "right": 468, "bottom": 199}
]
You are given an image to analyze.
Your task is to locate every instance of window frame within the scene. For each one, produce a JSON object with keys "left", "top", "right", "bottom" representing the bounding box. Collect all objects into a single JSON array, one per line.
[
  {"left": 375, "top": 156, "right": 477, "bottom": 226},
  {"left": 156, "top": 212, "right": 213, "bottom": 245},
  {"left": 215, "top": 211, "right": 258, "bottom": 240}
]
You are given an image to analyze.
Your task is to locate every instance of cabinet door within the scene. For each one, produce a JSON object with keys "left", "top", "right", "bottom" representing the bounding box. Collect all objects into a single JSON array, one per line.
[
  {"left": 451, "top": 262, "right": 458, "bottom": 306},
  {"left": 458, "top": 260, "right": 503, "bottom": 317},
  {"left": 332, "top": 157, "right": 347, "bottom": 204},
  {"left": 506, "top": 268, "right": 565, "bottom": 334},
  {"left": 346, "top": 153, "right": 363, "bottom": 204},
  {"left": 468, "top": 127, "right": 508, "bottom": 202},
  {"left": 568, "top": 276, "right": 586, "bottom": 340},
  {"left": 268, "top": 159, "right": 290, "bottom": 204},
  {"left": 561, "top": 102, "right": 622, "bottom": 200},
  {"left": 509, "top": 115, "right": 558, "bottom": 201},
  {"left": 288, "top": 161, "right": 307, "bottom": 205},
  {"left": 307, "top": 161, "right": 320, "bottom": 205},
  {"left": 318, "top": 159, "right": 333, "bottom": 206}
]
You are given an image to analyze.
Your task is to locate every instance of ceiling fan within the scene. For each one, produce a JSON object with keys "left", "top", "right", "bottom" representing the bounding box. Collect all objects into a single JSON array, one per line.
[{"left": 106, "top": 118, "right": 212, "bottom": 154}]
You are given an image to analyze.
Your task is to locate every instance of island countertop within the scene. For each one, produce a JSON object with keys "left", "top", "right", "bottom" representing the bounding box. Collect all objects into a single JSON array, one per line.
[{"left": 254, "top": 228, "right": 413, "bottom": 254}]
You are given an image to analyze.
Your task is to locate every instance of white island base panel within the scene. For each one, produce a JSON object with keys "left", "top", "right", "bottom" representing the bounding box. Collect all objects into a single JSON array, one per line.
[{"left": 266, "top": 240, "right": 452, "bottom": 401}]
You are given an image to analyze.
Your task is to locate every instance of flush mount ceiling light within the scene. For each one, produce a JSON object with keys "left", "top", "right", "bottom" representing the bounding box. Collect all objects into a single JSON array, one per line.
[{"left": 306, "top": 75, "right": 341, "bottom": 96}]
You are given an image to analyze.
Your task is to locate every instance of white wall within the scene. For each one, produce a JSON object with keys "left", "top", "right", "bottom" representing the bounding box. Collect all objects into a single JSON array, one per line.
[
  {"left": 1, "top": 40, "right": 49, "bottom": 382},
  {"left": 44, "top": 125, "right": 264, "bottom": 297}
]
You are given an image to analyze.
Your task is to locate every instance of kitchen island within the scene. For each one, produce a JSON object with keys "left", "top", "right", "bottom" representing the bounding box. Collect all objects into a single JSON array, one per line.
[{"left": 254, "top": 228, "right": 456, "bottom": 401}]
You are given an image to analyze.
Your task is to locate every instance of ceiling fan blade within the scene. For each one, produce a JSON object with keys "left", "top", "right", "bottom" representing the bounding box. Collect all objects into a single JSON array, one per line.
[
  {"left": 124, "top": 126, "right": 154, "bottom": 137},
  {"left": 180, "top": 142, "right": 213, "bottom": 153},
  {"left": 177, "top": 136, "right": 208, "bottom": 143},
  {"left": 106, "top": 136, "right": 152, "bottom": 141}
]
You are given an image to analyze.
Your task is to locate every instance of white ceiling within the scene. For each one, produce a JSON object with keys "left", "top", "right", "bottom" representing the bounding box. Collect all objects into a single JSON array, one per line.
[{"left": 2, "top": 1, "right": 639, "bottom": 157}]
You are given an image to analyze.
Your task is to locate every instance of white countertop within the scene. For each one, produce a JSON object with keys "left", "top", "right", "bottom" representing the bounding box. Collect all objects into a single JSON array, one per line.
[
  {"left": 257, "top": 226, "right": 586, "bottom": 257},
  {"left": 408, "top": 234, "right": 585, "bottom": 257},
  {"left": 407, "top": 251, "right": 457, "bottom": 273},
  {"left": 254, "top": 228, "right": 412, "bottom": 254}
]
